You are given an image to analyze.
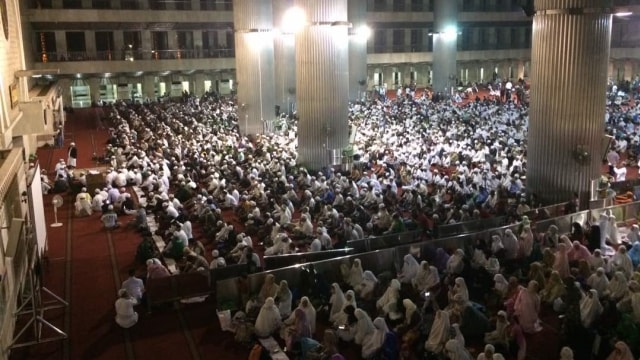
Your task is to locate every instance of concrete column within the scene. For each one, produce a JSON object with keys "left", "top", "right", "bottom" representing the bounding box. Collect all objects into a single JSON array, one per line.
[
  {"left": 55, "top": 31, "right": 67, "bottom": 59},
  {"left": 193, "top": 74, "right": 206, "bottom": 97},
  {"left": 112, "top": 0, "right": 120, "bottom": 9},
  {"left": 295, "top": 0, "right": 350, "bottom": 170},
  {"left": 517, "top": 60, "right": 525, "bottom": 80},
  {"left": 528, "top": 0, "right": 611, "bottom": 205},
  {"left": 88, "top": 78, "right": 100, "bottom": 102},
  {"left": 114, "top": 30, "right": 124, "bottom": 57},
  {"left": 52, "top": 0, "right": 63, "bottom": 8},
  {"left": 168, "top": 31, "right": 178, "bottom": 52},
  {"left": 624, "top": 61, "right": 633, "bottom": 81},
  {"left": 218, "top": 30, "right": 228, "bottom": 48},
  {"left": 191, "top": 0, "right": 200, "bottom": 10},
  {"left": 193, "top": 30, "right": 203, "bottom": 58},
  {"left": 58, "top": 79, "right": 72, "bottom": 105},
  {"left": 432, "top": 0, "right": 458, "bottom": 93},
  {"left": 141, "top": 31, "right": 152, "bottom": 60},
  {"left": 233, "top": 0, "right": 277, "bottom": 135},
  {"left": 348, "top": 0, "right": 368, "bottom": 101},
  {"left": 143, "top": 76, "right": 156, "bottom": 100},
  {"left": 85, "top": 31, "right": 96, "bottom": 57},
  {"left": 81, "top": 0, "right": 91, "bottom": 9},
  {"left": 273, "top": 0, "right": 296, "bottom": 114},
  {"left": 383, "top": 66, "right": 395, "bottom": 89}
]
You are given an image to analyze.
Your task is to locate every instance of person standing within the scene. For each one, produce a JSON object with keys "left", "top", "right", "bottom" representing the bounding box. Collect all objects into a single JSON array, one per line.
[{"left": 67, "top": 142, "right": 78, "bottom": 169}]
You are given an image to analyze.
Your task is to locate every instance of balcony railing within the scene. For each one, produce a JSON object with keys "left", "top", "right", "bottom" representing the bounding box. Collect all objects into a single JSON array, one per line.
[
  {"left": 29, "top": 0, "right": 233, "bottom": 10},
  {"left": 36, "top": 48, "right": 235, "bottom": 62}
]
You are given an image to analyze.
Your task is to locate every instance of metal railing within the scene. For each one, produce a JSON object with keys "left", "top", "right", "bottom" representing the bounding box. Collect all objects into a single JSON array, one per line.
[
  {"left": 36, "top": 48, "right": 235, "bottom": 63},
  {"left": 215, "top": 201, "right": 640, "bottom": 309}
]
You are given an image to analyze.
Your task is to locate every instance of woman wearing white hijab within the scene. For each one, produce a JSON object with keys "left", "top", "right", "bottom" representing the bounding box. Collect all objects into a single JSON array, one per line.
[
  {"left": 398, "top": 254, "right": 420, "bottom": 284},
  {"left": 362, "top": 317, "right": 389, "bottom": 359},
  {"left": 377, "top": 279, "right": 401, "bottom": 316},
  {"left": 356, "top": 270, "right": 378, "bottom": 300},
  {"left": 627, "top": 224, "right": 640, "bottom": 244},
  {"left": 485, "top": 255, "right": 501, "bottom": 275},
  {"left": 413, "top": 262, "right": 440, "bottom": 294},
  {"left": 608, "top": 214, "right": 620, "bottom": 245},
  {"left": 452, "top": 323, "right": 465, "bottom": 347},
  {"left": 354, "top": 308, "right": 375, "bottom": 345},
  {"left": 425, "top": 310, "right": 451, "bottom": 353},
  {"left": 493, "top": 274, "right": 509, "bottom": 298},
  {"left": 589, "top": 249, "right": 606, "bottom": 271},
  {"left": 560, "top": 346, "right": 574, "bottom": 360},
  {"left": 332, "top": 290, "right": 357, "bottom": 325},
  {"left": 607, "top": 271, "right": 629, "bottom": 301},
  {"left": 502, "top": 229, "right": 519, "bottom": 259},
  {"left": 477, "top": 344, "right": 506, "bottom": 360},
  {"left": 580, "top": 289, "right": 603, "bottom": 328},
  {"left": 612, "top": 246, "right": 634, "bottom": 278},
  {"left": 484, "top": 310, "right": 509, "bottom": 347},
  {"left": 617, "top": 280, "right": 640, "bottom": 322},
  {"left": 329, "top": 283, "right": 346, "bottom": 322},
  {"left": 348, "top": 259, "right": 364, "bottom": 288},
  {"left": 586, "top": 268, "right": 609, "bottom": 297},
  {"left": 518, "top": 226, "right": 534, "bottom": 258},
  {"left": 254, "top": 297, "right": 282, "bottom": 337},
  {"left": 490, "top": 234, "right": 504, "bottom": 255},
  {"left": 275, "top": 280, "right": 292, "bottom": 318},
  {"left": 444, "top": 338, "right": 472, "bottom": 360},
  {"left": 447, "top": 249, "right": 466, "bottom": 275},
  {"left": 449, "top": 277, "right": 470, "bottom": 304}
]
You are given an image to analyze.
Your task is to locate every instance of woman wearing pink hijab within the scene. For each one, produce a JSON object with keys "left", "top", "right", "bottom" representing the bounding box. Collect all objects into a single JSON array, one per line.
[
  {"left": 567, "top": 241, "right": 592, "bottom": 263},
  {"left": 553, "top": 243, "right": 571, "bottom": 278},
  {"left": 607, "top": 341, "right": 634, "bottom": 360},
  {"left": 514, "top": 280, "right": 542, "bottom": 333}
]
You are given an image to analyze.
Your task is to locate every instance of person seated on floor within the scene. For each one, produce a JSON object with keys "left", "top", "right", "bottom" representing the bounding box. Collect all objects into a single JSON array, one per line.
[
  {"left": 187, "top": 237, "right": 206, "bottom": 257},
  {"left": 114, "top": 289, "right": 138, "bottom": 328},
  {"left": 40, "top": 169, "right": 52, "bottom": 195},
  {"left": 146, "top": 258, "right": 170, "bottom": 279},
  {"left": 100, "top": 205, "right": 120, "bottom": 230},
  {"left": 163, "top": 222, "right": 188, "bottom": 261},
  {"left": 52, "top": 173, "right": 69, "bottom": 194},
  {"left": 121, "top": 268, "right": 145, "bottom": 305},
  {"left": 209, "top": 250, "right": 227, "bottom": 269},
  {"left": 92, "top": 188, "right": 106, "bottom": 212},
  {"left": 181, "top": 248, "right": 209, "bottom": 273},
  {"left": 135, "top": 236, "right": 155, "bottom": 265},
  {"left": 74, "top": 187, "right": 93, "bottom": 217}
]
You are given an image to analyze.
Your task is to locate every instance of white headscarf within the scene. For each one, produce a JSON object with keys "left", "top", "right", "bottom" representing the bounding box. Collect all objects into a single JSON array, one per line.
[
  {"left": 403, "top": 299, "right": 418, "bottom": 325},
  {"left": 612, "top": 247, "right": 633, "bottom": 277},
  {"left": 560, "top": 346, "right": 574, "bottom": 360},
  {"left": 580, "top": 289, "right": 603, "bottom": 328},
  {"left": 586, "top": 268, "right": 609, "bottom": 297},
  {"left": 349, "top": 259, "right": 364, "bottom": 288},
  {"left": 447, "top": 249, "right": 465, "bottom": 274},
  {"left": 413, "top": 261, "right": 439, "bottom": 292},
  {"left": 377, "top": 279, "right": 401, "bottom": 315},
  {"left": 362, "top": 317, "right": 389, "bottom": 359},
  {"left": 494, "top": 274, "right": 509, "bottom": 296},
  {"left": 454, "top": 277, "right": 470, "bottom": 303},
  {"left": 425, "top": 310, "right": 450, "bottom": 353},
  {"left": 276, "top": 280, "right": 292, "bottom": 317},
  {"left": 354, "top": 308, "right": 375, "bottom": 345},
  {"left": 444, "top": 338, "right": 472, "bottom": 360},
  {"left": 297, "top": 296, "right": 316, "bottom": 333},
  {"left": 254, "top": 297, "right": 281, "bottom": 337},
  {"left": 608, "top": 271, "right": 629, "bottom": 300},
  {"left": 400, "top": 254, "right": 420, "bottom": 283},
  {"left": 491, "top": 234, "right": 504, "bottom": 254},
  {"left": 358, "top": 270, "right": 378, "bottom": 298},
  {"left": 329, "top": 283, "right": 346, "bottom": 320}
]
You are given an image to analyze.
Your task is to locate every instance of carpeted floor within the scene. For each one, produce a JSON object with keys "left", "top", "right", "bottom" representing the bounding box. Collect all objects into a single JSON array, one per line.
[{"left": 7, "top": 107, "right": 632, "bottom": 360}]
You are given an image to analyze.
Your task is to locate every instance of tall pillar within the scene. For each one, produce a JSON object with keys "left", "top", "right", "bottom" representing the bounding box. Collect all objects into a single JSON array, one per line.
[
  {"left": 528, "top": 0, "right": 611, "bottom": 205},
  {"left": 55, "top": 31, "right": 67, "bottom": 60},
  {"left": 88, "top": 78, "right": 100, "bottom": 103},
  {"left": 624, "top": 61, "right": 633, "bottom": 81},
  {"left": 143, "top": 76, "right": 156, "bottom": 100},
  {"left": 517, "top": 60, "right": 525, "bottom": 80},
  {"left": 273, "top": 0, "right": 296, "bottom": 115},
  {"left": 295, "top": 0, "right": 350, "bottom": 170},
  {"left": 85, "top": 31, "right": 96, "bottom": 57},
  {"left": 348, "top": 0, "right": 368, "bottom": 101},
  {"left": 432, "top": 0, "right": 457, "bottom": 93},
  {"left": 233, "top": 0, "right": 277, "bottom": 135},
  {"left": 141, "top": 31, "right": 152, "bottom": 60}
]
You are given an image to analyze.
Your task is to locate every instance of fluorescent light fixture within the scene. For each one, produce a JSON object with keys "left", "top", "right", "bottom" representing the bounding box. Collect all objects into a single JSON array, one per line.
[
  {"left": 355, "top": 25, "right": 372, "bottom": 40},
  {"left": 442, "top": 25, "right": 458, "bottom": 41},
  {"left": 615, "top": 11, "right": 632, "bottom": 16}
]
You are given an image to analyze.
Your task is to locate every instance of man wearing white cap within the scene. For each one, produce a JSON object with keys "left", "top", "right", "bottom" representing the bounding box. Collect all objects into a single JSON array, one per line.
[{"left": 67, "top": 142, "right": 77, "bottom": 169}]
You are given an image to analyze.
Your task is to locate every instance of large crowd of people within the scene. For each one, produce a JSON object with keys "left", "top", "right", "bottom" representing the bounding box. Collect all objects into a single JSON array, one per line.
[{"left": 52, "top": 78, "right": 640, "bottom": 359}]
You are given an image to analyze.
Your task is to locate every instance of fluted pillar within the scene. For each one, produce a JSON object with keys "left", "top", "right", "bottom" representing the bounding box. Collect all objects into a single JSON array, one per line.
[
  {"left": 295, "top": 0, "right": 350, "bottom": 170},
  {"left": 432, "top": 0, "right": 458, "bottom": 93},
  {"left": 233, "top": 0, "right": 277, "bottom": 136},
  {"left": 348, "top": 0, "right": 368, "bottom": 101},
  {"left": 528, "top": 0, "right": 611, "bottom": 205},
  {"left": 273, "top": 0, "right": 296, "bottom": 116}
]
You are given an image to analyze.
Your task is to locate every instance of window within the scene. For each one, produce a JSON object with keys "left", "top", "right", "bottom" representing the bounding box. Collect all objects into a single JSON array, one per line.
[
  {"left": 176, "top": 0, "right": 191, "bottom": 10},
  {"left": 123, "top": 31, "right": 142, "bottom": 50},
  {"left": 65, "top": 32, "right": 86, "bottom": 52},
  {"left": 62, "top": 0, "right": 82, "bottom": 8},
  {"left": 149, "top": 0, "right": 166, "bottom": 10},
  {"left": 92, "top": 0, "right": 110, "bottom": 8},
  {"left": 392, "top": 29, "right": 404, "bottom": 49},
  {"left": 410, "top": 0, "right": 425, "bottom": 11},
  {"left": 121, "top": 0, "right": 140, "bottom": 9},
  {"left": 33, "top": 0, "right": 53, "bottom": 8},
  {"left": 36, "top": 32, "right": 56, "bottom": 61},
  {"left": 95, "top": 32, "right": 114, "bottom": 59}
]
